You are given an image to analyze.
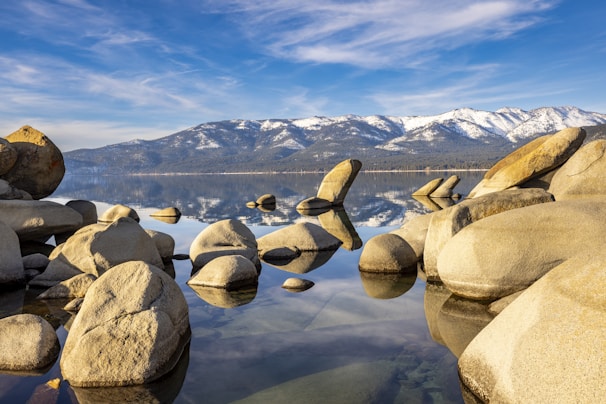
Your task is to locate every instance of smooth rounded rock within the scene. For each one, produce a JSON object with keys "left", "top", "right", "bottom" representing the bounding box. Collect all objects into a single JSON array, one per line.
[
  {"left": 98, "top": 204, "right": 139, "bottom": 223},
  {"left": 0, "top": 220, "right": 25, "bottom": 286},
  {"left": 469, "top": 128, "right": 586, "bottom": 197},
  {"left": 458, "top": 253, "right": 606, "bottom": 403},
  {"left": 424, "top": 188, "right": 554, "bottom": 281},
  {"left": 1, "top": 126, "right": 65, "bottom": 199},
  {"left": 411, "top": 177, "right": 443, "bottom": 196},
  {"left": 0, "top": 314, "right": 60, "bottom": 372},
  {"left": 358, "top": 233, "right": 417, "bottom": 273},
  {"left": 549, "top": 139, "right": 606, "bottom": 200},
  {"left": 429, "top": 175, "right": 460, "bottom": 198},
  {"left": 281, "top": 277, "right": 314, "bottom": 292},
  {"left": 188, "top": 255, "right": 258, "bottom": 290},
  {"left": 36, "top": 273, "right": 96, "bottom": 299},
  {"left": 437, "top": 197, "right": 606, "bottom": 300},
  {"left": 60, "top": 261, "right": 190, "bottom": 387},
  {"left": 258, "top": 222, "right": 342, "bottom": 254},
  {"left": 145, "top": 229, "right": 175, "bottom": 260},
  {"left": 0, "top": 138, "right": 18, "bottom": 175}
]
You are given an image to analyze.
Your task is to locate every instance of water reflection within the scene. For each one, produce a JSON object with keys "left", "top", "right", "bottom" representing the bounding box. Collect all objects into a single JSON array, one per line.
[
  {"left": 1, "top": 172, "right": 491, "bottom": 403},
  {"left": 54, "top": 172, "right": 485, "bottom": 226}
]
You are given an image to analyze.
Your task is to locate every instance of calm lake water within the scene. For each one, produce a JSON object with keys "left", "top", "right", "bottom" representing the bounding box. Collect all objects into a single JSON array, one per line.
[{"left": 0, "top": 171, "right": 487, "bottom": 403}]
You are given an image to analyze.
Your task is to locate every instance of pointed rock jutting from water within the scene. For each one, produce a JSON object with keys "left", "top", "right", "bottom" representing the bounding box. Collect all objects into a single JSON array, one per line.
[
  {"left": 411, "top": 178, "right": 443, "bottom": 196},
  {"left": 296, "top": 159, "right": 362, "bottom": 211}
]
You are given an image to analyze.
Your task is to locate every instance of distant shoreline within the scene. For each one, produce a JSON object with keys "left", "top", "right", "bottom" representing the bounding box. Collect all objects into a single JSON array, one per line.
[{"left": 65, "top": 168, "right": 489, "bottom": 176}]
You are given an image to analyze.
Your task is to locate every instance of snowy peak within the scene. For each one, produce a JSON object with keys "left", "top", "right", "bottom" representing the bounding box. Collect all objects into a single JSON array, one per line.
[{"left": 65, "top": 106, "right": 606, "bottom": 174}]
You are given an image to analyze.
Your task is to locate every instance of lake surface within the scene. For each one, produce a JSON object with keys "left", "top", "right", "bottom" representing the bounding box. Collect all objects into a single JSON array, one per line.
[{"left": 0, "top": 171, "right": 487, "bottom": 403}]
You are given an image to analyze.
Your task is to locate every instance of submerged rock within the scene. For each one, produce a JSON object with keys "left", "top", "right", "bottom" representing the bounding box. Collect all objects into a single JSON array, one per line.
[
  {"left": 258, "top": 222, "right": 342, "bottom": 257},
  {"left": 281, "top": 277, "right": 314, "bottom": 292}
]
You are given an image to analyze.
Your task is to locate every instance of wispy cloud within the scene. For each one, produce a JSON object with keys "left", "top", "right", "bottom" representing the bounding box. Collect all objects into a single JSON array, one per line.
[{"left": 202, "top": 0, "right": 557, "bottom": 68}]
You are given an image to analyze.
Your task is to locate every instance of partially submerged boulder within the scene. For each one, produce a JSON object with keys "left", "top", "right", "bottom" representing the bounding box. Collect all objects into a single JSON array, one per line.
[
  {"left": 0, "top": 200, "right": 83, "bottom": 242},
  {"left": 424, "top": 188, "right": 554, "bottom": 281},
  {"left": 411, "top": 178, "right": 443, "bottom": 196},
  {"left": 60, "top": 261, "right": 190, "bottom": 387},
  {"left": 297, "top": 159, "right": 362, "bottom": 211},
  {"left": 189, "top": 219, "right": 259, "bottom": 271},
  {"left": 145, "top": 229, "right": 175, "bottom": 260},
  {"left": 458, "top": 253, "right": 606, "bottom": 403},
  {"left": 0, "top": 126, "right": 65, "bottom": 199},
  {"left": 0, "top": 220, "right": 25, "bottom": 286},
  {"left": 437, "top": 197, "right": 606, "bottom": 300},
  {"left": 358, "top": 233, "right": 417, "bottom": 273},
  {"left": 258, "top": 222, "right": 342, "bottom": 255},
  {"left": 281, "top": 277, "right": 315, "bottom": 292},
  {"left": 0, "top": 314, "right": 60, "bottom": 372},
  {"left": 98, "top": 204, "right": 140, "bottom": 223},
  {"left": 429, "top": 175, "right": 460, "bottom": 198},
  {"left": 188, "top": 255, "right": 258, "bottom": 290}
]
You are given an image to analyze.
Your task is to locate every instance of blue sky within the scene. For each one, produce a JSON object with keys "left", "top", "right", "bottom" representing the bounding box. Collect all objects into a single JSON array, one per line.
[{"left": 1, "top": 0, "right": 605, "bottom": 150}]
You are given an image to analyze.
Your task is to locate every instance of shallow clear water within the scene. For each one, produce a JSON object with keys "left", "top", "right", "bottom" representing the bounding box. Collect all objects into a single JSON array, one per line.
[{"left": 0, "top": 171, "right": 486, "bottom": 403}]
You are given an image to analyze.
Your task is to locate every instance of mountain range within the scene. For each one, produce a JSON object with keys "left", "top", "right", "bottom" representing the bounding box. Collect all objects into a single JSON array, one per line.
[{"left": 64, "top": 106, "right": 606, "bottom": 174}]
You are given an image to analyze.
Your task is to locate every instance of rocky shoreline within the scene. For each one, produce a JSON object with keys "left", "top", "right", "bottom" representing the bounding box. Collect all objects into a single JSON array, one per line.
[{"left": 0, "top": 125, "right": 604, "bottom": 401}]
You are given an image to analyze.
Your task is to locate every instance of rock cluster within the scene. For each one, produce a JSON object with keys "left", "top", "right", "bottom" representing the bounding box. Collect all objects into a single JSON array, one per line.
[{"left": 358, "top": 127, "right": 606, "bottom": 401}]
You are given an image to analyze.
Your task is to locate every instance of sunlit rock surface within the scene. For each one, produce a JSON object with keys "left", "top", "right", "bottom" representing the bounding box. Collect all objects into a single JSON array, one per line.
[
  {"left": 61, "top": 261, "right": 190, "bottom": 387},
  {"left": 0, "top": 314, "right": 59, "bottom": 372},
  {"left": 1, "top": 126, "right": 65, "bottom": 199},
  {"left": 458, "top": 252, "right": 606, "bottom": 403},
  {"left": 469, "top": 127, "right": 585, "bottom": 197},
  {"left": 424, "top": 188, "right": 554, "bottom": 280},
  {"left": 437, "top": 197, "right": 606, "bottom": 300}
]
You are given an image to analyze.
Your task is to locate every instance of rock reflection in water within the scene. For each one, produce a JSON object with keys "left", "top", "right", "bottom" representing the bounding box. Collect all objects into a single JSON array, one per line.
[
  {"left": 188, "top": 284, "right": 258, "bottom": 308},
  {"left": 359, "top": 271, "right": 417, "bottom": 299},
  {"left": 262, "top": 250, "right": 337, "bottom": 274},
  {"left": 317, "top": 207, "right": 362, "bottom": 251},
  {"left": 436, "top": 294, "right": 495, "bottom": 357}
]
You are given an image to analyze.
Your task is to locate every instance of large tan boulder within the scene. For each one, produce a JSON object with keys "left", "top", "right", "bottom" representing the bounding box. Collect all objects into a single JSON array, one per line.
[
  {"left": 36, "top": 273, "right": 96, "bottom": 299},
  {"left": 1, "top": 126, "right": 65, "bottom": 199},
  {"left": 0, "top": 220, "right": 25, "bottom": 286},
  {"left": 30, "top": 217, "right": 163, "bottom": 287},
  {"left": 424, "top": 188, "right": 554, "bottom": 281},
  {"left": 98, "top": 204, "right": 139, "bottom": 223},
  {"left": 60, "top": 261, "right": 190, "bottom": 387},
  {"left": 358, "top": 233, "right": 417, "bottom": 273},
  {"left": 0, "top": 314, "right": 60, "bottom": 372},
  {"left": 0, "top": 200, "right": 83, "bottom": 242},
  {"left": 458, "top": 253, "right": 606, "bottom": 402},
  {"left": 189, "top": 219, "right": 259, "bottom": 270},
  {"left": 437, "top": 197, "right": 606, "bottom": 300},
  {"left": 549, "top": 139, "right": 606, "bottom": 200},
  {"left": 188, "top": 255, "right": 258, "bottom": 290},
  {"left": 258, "top": 222, "right": 342, "bottom": 255},
  {"left": 469, "top": 128, "right": 586, "bottom": 197}
]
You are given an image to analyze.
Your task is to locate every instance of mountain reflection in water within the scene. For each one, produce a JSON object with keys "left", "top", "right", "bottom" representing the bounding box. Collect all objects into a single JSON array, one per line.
[
  {"left": 0, "top": 171, "right": 488, "bottom": 403},
  {"left": 54, "top": 171, "right": 484, "bottom": 226}
]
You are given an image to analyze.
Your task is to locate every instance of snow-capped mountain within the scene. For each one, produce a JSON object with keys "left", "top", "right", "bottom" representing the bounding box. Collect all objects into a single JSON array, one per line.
[{"left": 64, "top": 106, "right": 606, "bottom": 174}]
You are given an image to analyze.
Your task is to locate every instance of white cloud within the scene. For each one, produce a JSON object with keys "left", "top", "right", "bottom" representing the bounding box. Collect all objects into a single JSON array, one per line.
[{"left": 202, "top": 0, "right": 557, "bottom": 68}]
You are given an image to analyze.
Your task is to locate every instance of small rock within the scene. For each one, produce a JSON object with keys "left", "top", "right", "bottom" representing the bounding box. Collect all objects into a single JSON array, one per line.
[{"left": 281, "top": 277, "right": 314, "bottom": 292}]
